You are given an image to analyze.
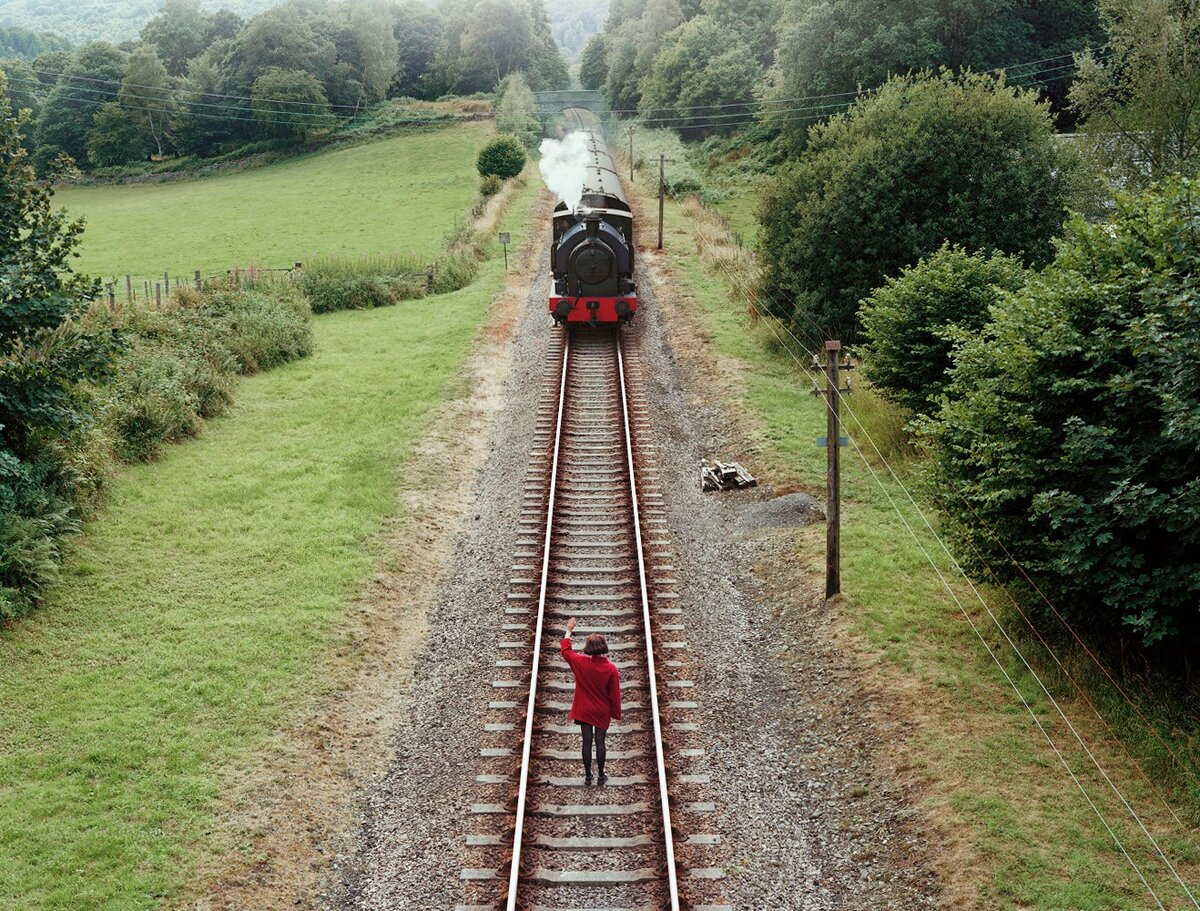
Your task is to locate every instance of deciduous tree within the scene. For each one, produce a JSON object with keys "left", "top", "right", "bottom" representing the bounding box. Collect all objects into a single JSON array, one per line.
[
  {"left": 86, "top": 101, "right": 149, "bottom": 166},
  {"left": 579, "top": 33, "right": 608, "bottom": 90},
  {"left": 757, "top": 71, "right": 1068, "bottom": 343},
  {"left": 0, "top": 78, "right": 113, "bottom": 615},
  {"left": 1071, "top": 0, "right": 1200, "bottom": 189},
  {"left": 461, "top": 0, "right": 534, "bottom": 86},
  {"left": 140, "top": 0, "right": 212, "bottom": 76},
  {"left": 34, "top": 42, "right": 126, "bottom": 171},
  {"left": 250, "top": 67, "right": 335, "bottom": 140},
  {"left": 639, "top": 16, "right": 760, "bottom": 135},
  {"left": 118, "top": 45, "right": 174, "bottom": 159},
  {"left": 920, "top": 179, "right": 1200, "bottom": 648}
]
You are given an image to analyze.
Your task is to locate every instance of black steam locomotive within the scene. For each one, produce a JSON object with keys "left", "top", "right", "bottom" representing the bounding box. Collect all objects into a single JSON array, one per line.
[{"left": 549, "top": 121, "right": 637, "bottom": 326}]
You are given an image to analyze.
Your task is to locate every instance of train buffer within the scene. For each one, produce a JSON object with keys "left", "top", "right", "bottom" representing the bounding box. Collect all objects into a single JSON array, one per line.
[{"left": 700, "top": 459, "right": 757, "bottom": 492}]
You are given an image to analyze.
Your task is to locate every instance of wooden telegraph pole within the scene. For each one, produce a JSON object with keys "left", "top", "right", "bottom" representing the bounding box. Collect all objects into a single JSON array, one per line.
[
  {"left": 628, "top": 126, "right": 634, "bottom": 182},
  {"left": 814, "top": 341, "right": 852, "bottom": 598},
  {"left": 825, "top": 341, "right": 842, "bottom": 597},
  {"left": 658, "top": 154, "right": 665, "bottom": 250}
]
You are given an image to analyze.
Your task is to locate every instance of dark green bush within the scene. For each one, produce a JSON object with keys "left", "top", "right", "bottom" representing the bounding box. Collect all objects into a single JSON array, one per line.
[
  {"left": 860, "top": 245, "right": 1027, "bottom": 415},
  {"left": 758, "top": 70, "right": 1069, "bottom": 345},
  {"left": 120, "top": 303, "right": 236, "bottom": 416},
  {"left": 0, "top": 510, "right": 65, "bottom": 619},
  {"left": 300, "top": 272, "right": 427, "bottom": 314},
  {"left": 432, "top": 250, "right": 480, "bottom": 294},
  {"left": 480, "top": 173, "right": 503, "bottom": 196},
  {"left": 920, "top": 178, "right": 1200, "bottom": 648},
  {"left": 0, "top": 79, "right": 114, "bottom": 620},
  {"left": 476, "top": 134, "right": 526, "bottom": 179}
]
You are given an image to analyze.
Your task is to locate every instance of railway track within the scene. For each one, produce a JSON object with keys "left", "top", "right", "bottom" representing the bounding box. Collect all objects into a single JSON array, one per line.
[{"left": 460, "top": 328, "right": 727, "bottom": 910}]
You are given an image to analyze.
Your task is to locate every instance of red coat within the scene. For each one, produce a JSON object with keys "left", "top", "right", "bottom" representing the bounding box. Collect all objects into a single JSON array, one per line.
[{"left": 560, "top": 637, "right": 622, "bottom": 730}]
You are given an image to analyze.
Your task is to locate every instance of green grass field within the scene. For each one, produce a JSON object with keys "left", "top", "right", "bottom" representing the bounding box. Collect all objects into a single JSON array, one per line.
[
  {"left": 713, "top": 188, "right": 760, "bottom": 247},
  {"left": 641, "top": 182, "right": 1200, "bottom": 909},
  {"left": 0, "top": 172, "right": 538, "bottom": 911},
  {"left": 54, "top": 122, "right": 490, "bottom": 284}
]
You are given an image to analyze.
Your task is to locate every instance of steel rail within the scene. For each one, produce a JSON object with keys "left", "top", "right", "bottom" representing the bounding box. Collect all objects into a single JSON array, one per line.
[
  {"left": 617, "top": 333, "right": 681, "bottom": 910},
  {"left": 500, "top": 331, "right": 680, "bottom": 909},
  {"left": 504, "top": 334, "right": 570, "bottom": 911}
]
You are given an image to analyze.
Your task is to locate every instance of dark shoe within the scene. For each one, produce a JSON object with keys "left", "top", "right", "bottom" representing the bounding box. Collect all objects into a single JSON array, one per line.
[
  {"left": 597, "top": 773, "right": 608, "bottom": 785},
  {"left": 585, "top": 773, "right": 593, "bottom": 785}
]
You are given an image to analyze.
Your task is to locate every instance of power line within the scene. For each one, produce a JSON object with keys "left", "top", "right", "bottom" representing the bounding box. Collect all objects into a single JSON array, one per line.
[
  {"left": 7, "top": 43, "right": 1106, "bottom": 123},
  {"left": 28, "top": 66, "right": 370, "bottom": 111},
  {"left": 6, "top": 73, "right": 359, "bottom": 121},
  {"left": 3, "top": 73, "right": 370, "bottom": 129},
  {"left": 2, "top": 57, "right": 1091, "bottom": 141}
]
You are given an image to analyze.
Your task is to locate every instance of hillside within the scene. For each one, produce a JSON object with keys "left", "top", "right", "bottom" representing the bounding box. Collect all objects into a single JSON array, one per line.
[
  {"left": 0, "top": 0, "right": 598, "bottom": 56},
  {"left": 0, "top": 0, "right": 272, "bottom": 44},
  {"left": 55, "top": 121, "right": 491, "bottom": 282}
]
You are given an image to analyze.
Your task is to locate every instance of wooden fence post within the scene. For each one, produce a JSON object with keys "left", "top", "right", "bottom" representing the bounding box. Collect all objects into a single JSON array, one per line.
[
  {"left": 163, "top": 271, "right": 170, "bottom": 294},
  {"left": 125, "top": 274, "right": 132, "bottom": 302},
  {"left": 194, "top": 270, "right": 201, "bottom": 291},
  {"left": 155, "top": 283, "right": 162, "bottom": 308},
  {"left": 233, "top": 265, "right": 240, "bottom": 287}
]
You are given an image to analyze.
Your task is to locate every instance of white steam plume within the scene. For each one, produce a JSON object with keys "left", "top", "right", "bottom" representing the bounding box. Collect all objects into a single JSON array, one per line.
[{"left": 538, "top": 132, "right": 589, "bottom": 213}]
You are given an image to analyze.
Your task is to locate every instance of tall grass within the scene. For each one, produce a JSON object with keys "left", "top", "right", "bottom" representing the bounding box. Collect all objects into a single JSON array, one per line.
[
  {"left": 303, "top": 252, "right": 426, "bottom": 278},
  {"left": 297, "top": 253, "right": 429, "bottom": 314}
]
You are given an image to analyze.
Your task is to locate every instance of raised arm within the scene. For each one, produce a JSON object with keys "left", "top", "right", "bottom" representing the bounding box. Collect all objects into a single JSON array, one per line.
[{"left": 559, "top": 616, "right": 579, "bottom": 666}]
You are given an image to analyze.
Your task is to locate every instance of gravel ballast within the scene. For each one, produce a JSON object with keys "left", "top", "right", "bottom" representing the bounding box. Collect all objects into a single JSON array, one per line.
[{"left": 328, "top": 237, "right": 940, "bottom": 908}]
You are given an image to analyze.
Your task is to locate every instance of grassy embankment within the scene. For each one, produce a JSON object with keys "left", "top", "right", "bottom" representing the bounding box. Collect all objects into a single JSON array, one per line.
[
  {"left": 56, "top": 121, "right": 492, "bottom": 283},
  {"left": 633, "top": 172, "right": 1200, "bottom": 909},
  {"left": 0, "top": 125, "right": 539, "bottom": 911}
]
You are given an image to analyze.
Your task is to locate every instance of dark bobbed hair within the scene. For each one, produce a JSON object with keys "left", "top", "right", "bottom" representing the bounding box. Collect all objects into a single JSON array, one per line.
[{"left": 583, "top": 632, "right": 609, "bottom": 655}]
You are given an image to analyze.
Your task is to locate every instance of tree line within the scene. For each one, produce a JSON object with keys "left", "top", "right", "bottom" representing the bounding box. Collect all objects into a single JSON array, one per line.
[
  {"left": 0, "top": 0, "right": 568, "bottom": 172},
  {"left": 0, "top": 25, "right": 71, "bottom": 61},
  {"left": 580, "top": 0, "right": 1101, "bottom": 141},
  {"left": 0, "top": 0, "right": 273, "bottom": 45}
]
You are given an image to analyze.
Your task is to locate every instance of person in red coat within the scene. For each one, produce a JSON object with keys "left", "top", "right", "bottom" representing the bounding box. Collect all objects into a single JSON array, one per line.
[{"left": 560, "top": 616, "right": 622, "bottom": 785}]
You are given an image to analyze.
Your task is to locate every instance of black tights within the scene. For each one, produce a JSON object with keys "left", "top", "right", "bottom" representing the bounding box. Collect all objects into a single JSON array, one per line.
[{"left": 580, "top": 723, "right": 607, "bottom": 777}]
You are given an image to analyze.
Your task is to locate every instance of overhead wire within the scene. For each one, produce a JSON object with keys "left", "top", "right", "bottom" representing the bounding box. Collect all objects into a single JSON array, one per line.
[{"left": 5, "top": 44, "right": 1109, "bottom": 126}]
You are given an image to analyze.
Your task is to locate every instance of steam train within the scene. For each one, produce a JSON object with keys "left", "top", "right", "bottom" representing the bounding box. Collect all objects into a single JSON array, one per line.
[{"left": 549, "top": 121, "right": 637, "bottom": 326}]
